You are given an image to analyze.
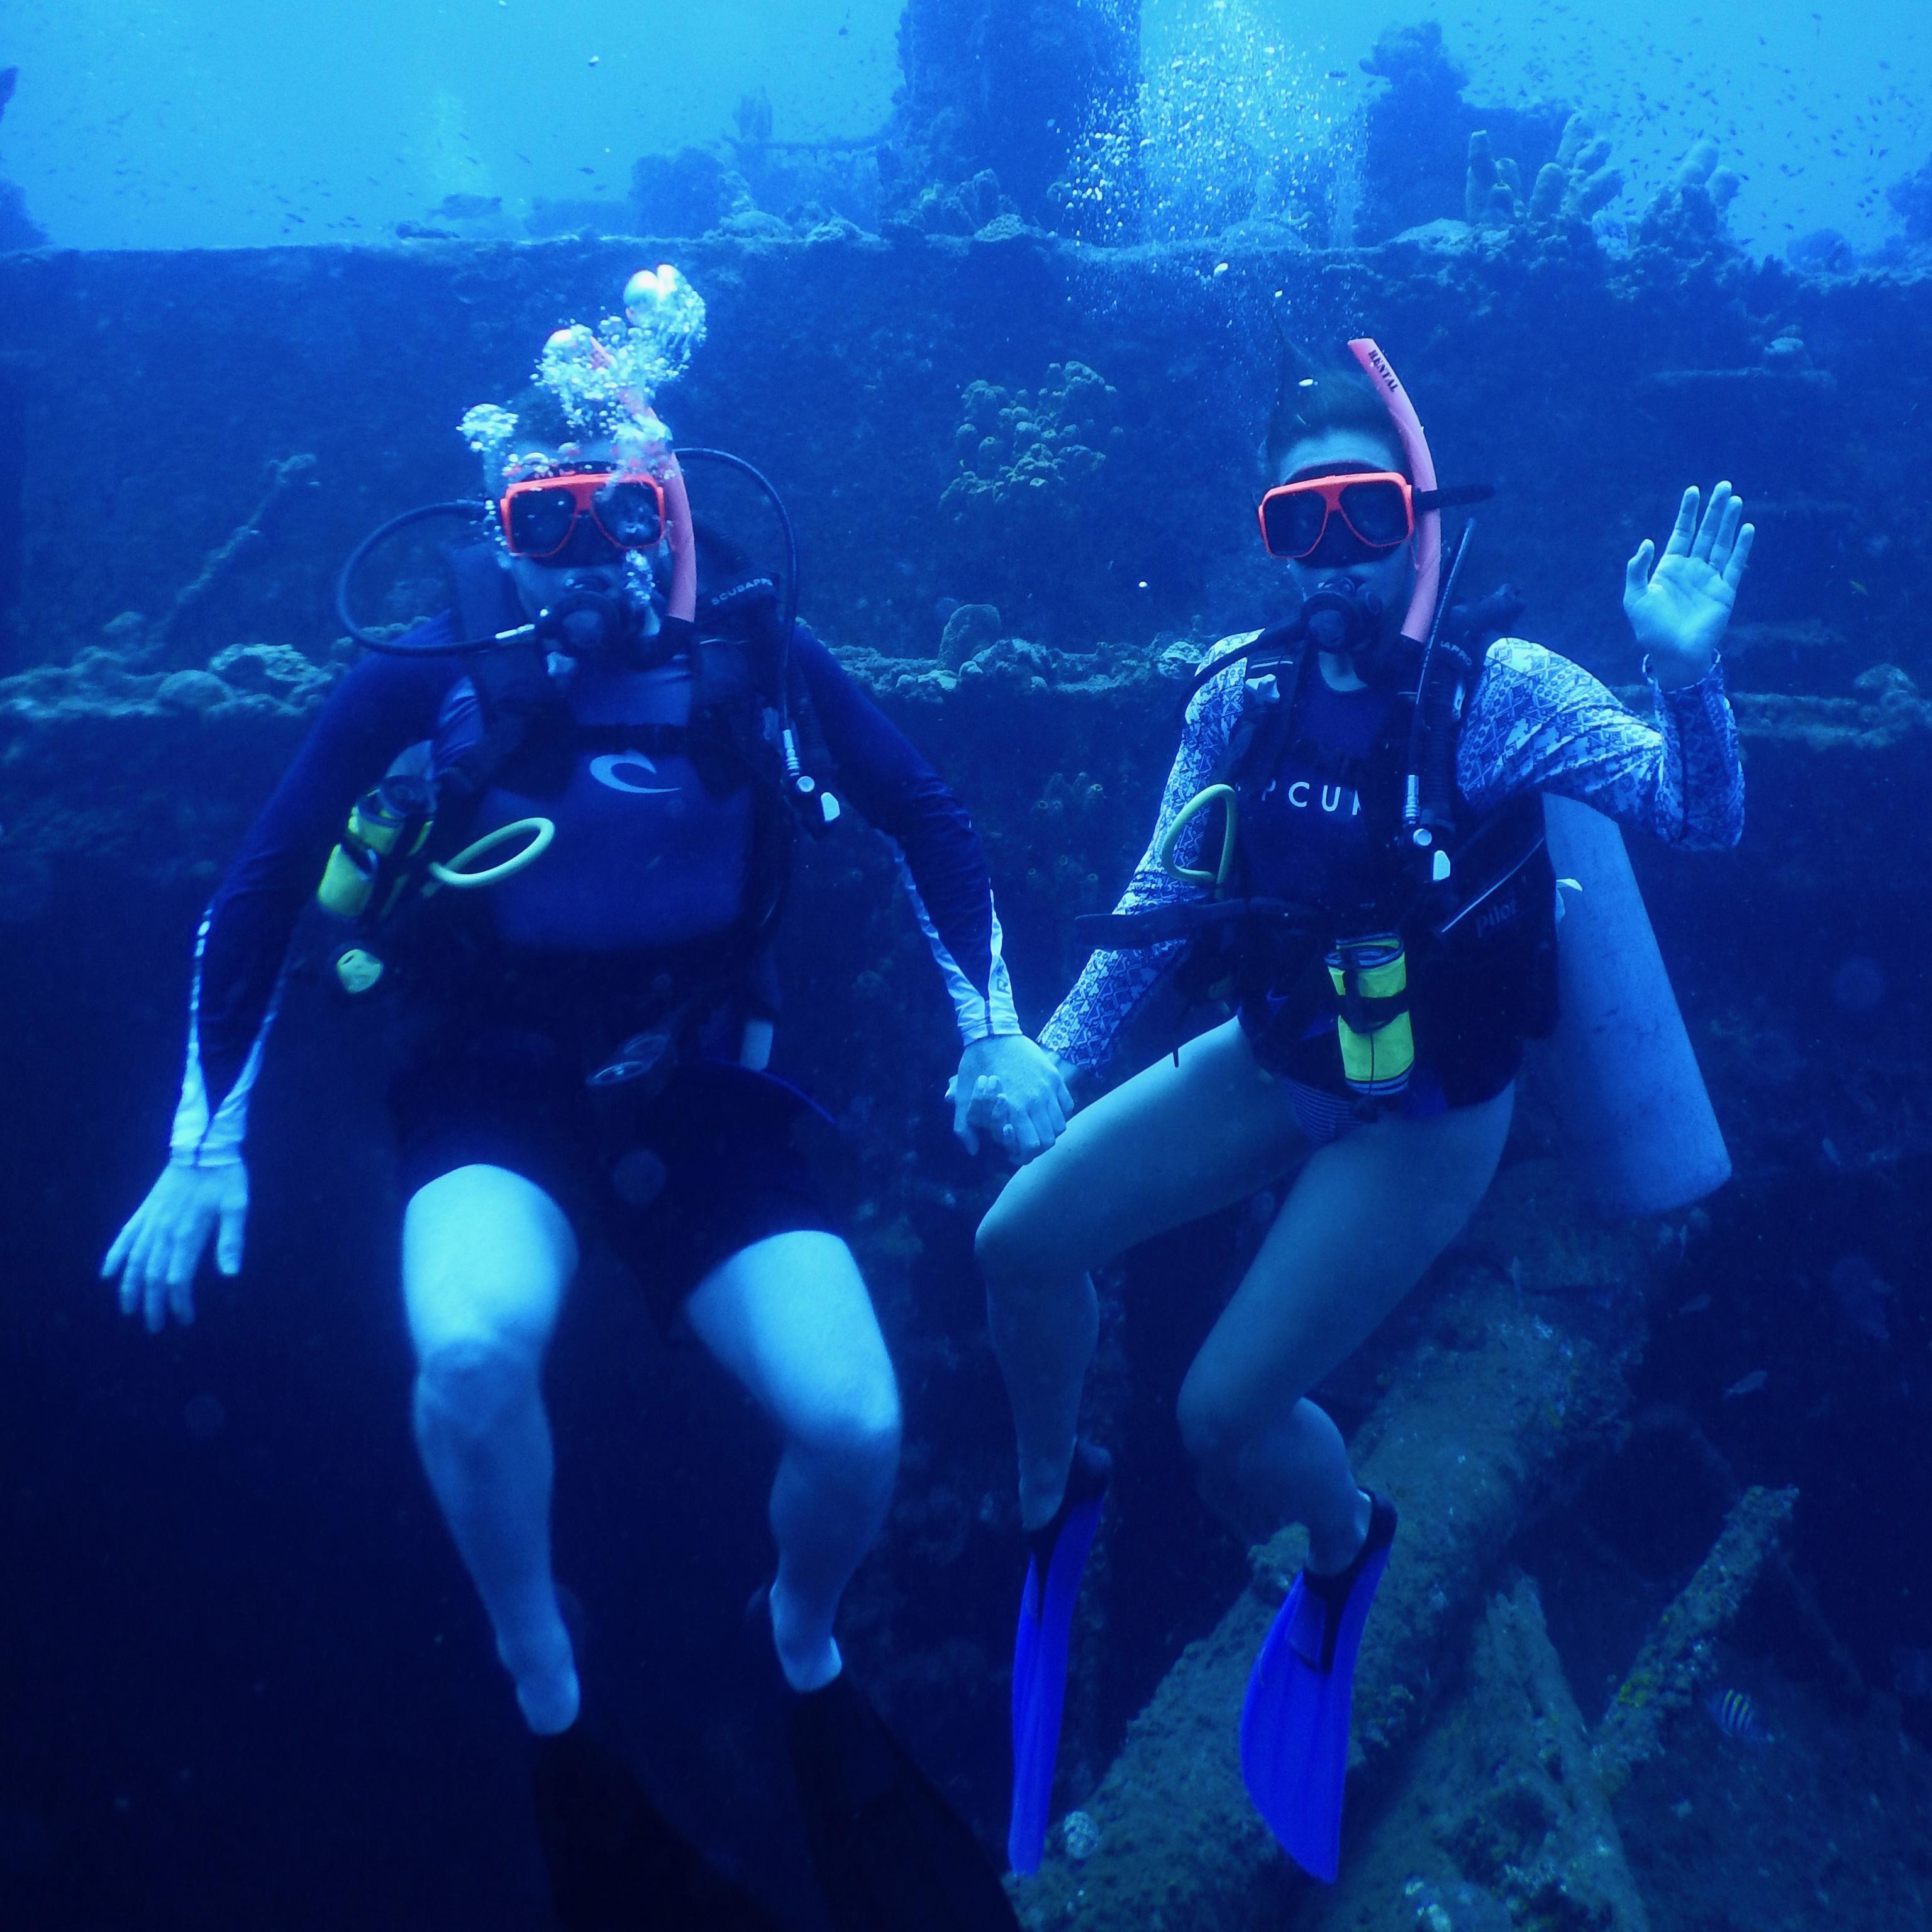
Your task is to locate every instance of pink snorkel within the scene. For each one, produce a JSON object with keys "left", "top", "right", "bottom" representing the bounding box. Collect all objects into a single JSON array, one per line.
[
  {"left": 661, "top": 464, "right": 697, "bottom": 625},
  {"left": 1348, "top": 338, "right": 1440, "bottom": 646}
]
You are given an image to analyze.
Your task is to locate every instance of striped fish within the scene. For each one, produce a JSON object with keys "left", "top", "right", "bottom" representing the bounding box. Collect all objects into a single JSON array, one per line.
[{"left": 1705, "top": 1689, "right": 1768, "bottom": 1744}]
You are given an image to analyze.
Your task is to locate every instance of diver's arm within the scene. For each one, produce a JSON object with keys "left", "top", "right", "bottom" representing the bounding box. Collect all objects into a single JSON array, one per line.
[
  {"left": 1457, "top": 479, "right": 1751, "bottom": 848},
  {"left": 1455, "top": 639, "right": 1743, "bottom": 850},
  {"left": 1037, "top": 657, "right": 1245, "bottom": 1075},
  {"left": 792, "top": 625, "right": 1018, "bottom": 1043},
  {"left": 106, "top": 637, "right": 457, "bottom": 1330},
  {"left": 180, "top": 638, "right": 459, "bottom": 1153}
]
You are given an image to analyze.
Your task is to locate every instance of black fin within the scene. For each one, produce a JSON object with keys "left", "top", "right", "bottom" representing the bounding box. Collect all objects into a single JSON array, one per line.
[
  {"left": 531, "top": 1722, "right": 780, "bottom": 1932},
  {"left": 787, "top": 1673, "right": 1019, "bottom": 1932}
]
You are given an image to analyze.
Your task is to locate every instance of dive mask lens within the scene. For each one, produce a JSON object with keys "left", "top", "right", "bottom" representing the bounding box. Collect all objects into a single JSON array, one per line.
[
  {"left": 504, "top": 483, "right": 581, "bottom": 557},
  {"left": 1338, "top": 477, "right": 1412, "bottom": 548},
  {"left": 591, "top": 477, "right": 666, "bottom": 548},
  {"left": 1260, "top": 487, "right": 1330, "bottom": 560}
]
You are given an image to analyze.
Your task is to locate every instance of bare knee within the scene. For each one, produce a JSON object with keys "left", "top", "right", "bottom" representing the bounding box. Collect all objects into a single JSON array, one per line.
[
  {"left": 1175, "top": 1365, "right": 1252, "bottom": 1487},
  {"left": 975, "top": 1180, "right": 1064, "bottom": 1294},
  {"left": 414, "top": 1332, "right": 541, "bottom": 1446},
  {"left": 798, "top": 1374, "right": 902, "bottom": 1494}
]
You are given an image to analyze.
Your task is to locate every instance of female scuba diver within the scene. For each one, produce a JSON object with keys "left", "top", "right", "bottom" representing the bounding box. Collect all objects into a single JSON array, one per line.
[
  {"left": 99, "top": 269, "right": 1063, "bottom": 1932},
  {"left": 972, "top": 338, "right": 1751, "bottom": 1883}
]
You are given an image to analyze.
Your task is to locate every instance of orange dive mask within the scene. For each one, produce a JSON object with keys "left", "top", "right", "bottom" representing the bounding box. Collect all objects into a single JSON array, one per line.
[
  {"left": 498, "top": 465, "right": 667, "bottom": 560},
  {"left": 1257, "top": 472, "right": 1491, "bottom": 563}
]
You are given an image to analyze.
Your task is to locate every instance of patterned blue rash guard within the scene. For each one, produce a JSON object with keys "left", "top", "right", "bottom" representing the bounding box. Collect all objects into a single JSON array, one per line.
[{"left": 1038, "top": 635, "right": 1745, "bottom": 1087}]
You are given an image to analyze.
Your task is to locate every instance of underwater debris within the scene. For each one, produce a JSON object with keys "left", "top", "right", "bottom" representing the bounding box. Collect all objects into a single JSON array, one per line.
[
  {"left": 938, "top": 602, "right": 1002, "bottom": 668},
  {"left": 1012, "top": 1267, "right": 1631, "bottom": 1928},
  {"left": 147, "top": 454, "right": 320, "bottom": 663},
  {"left": 1306, "top": 1576, "right": 1650, "bottom": 1932},
  {"left": 1594, "top": 1485, "right": 1796, "bottom": 1797},
  {"left": 1060, "top": 1808, "right": 1101, "bottom": 1862}
]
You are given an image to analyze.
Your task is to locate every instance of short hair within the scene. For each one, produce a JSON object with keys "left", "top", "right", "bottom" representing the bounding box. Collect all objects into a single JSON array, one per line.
[
  {"left": 1265, "top": 346, "right": 1410, "bottom": 480},
  {"left": 502, "top": 383, "right": 579, "bottom": 450}
]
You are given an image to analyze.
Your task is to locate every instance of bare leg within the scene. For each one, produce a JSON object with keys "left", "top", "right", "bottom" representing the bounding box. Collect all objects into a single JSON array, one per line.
[
  {"left": 402, "top": 1164, "right": 579, "bottom": 1733},
  {"left": 686, "top": 1231, "right": 902, "bottom": 1693},
  {"left": 1177, "top": 1085, "right": 1514, "bottom": 1570},
  {"left": 975, "top": 1019, "right": 1309, "bottom": 1528}
]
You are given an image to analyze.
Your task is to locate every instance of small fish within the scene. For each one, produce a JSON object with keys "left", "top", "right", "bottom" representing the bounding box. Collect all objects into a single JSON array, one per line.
[
  {"left": 1673, "top": 1294, "right": 1713, "bottom": 1318},
  {"left": 1851, "top": 580, "right": 1869, "bottom": 596},
  {"left": 1705, "top": 1689, "right": 1768, "bottom": 1743},
  {"left": 1723, "top": 1370, "right": 1768, "bottom": 1399}
]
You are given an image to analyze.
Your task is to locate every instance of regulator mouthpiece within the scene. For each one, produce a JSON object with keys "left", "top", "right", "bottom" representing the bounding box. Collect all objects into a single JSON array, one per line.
[
  {"left": 537, "top": 583, "right": 631, "bottom": 659},
  {"left": 1302, "top": 575, "right": 1382, "bottom": 656}
]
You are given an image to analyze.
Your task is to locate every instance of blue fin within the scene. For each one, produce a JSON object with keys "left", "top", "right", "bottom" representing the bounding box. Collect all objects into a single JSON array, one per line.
[
  {"left": 1007, "top": 1441, "right": 1112, "bottom": 1874},
  {"left": 1239, "top": 1492, "right": 1398, "bottom": 1884}
]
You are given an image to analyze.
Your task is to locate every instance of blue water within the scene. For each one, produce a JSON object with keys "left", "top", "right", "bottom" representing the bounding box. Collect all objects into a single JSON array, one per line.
[{"left": 5, "top": 0, "right": 1928, "bottom": 254}]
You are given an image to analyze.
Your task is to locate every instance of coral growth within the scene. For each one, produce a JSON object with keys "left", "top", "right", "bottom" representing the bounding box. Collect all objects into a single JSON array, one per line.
[
  {"left": 940, "top": 362, "right": 1122, "bottom": 619},
  {"left": 1637, "top": 139, "right": 1742, "bottom": 256},
  {"left": 1533, "top": 113, "right": 1623, "bottom": 225},
  {"left": 628, "top": 147, "right": 749, "bottom": 239},
  {"left": 1467, "top": 113, "right": 1622, "bottom": 231},
  {"left": 1463, "top": 130, "right": 1526, "bottom": 228},
  {"left": 889, "top": 168, "right": 1018, "bottom": 240}
]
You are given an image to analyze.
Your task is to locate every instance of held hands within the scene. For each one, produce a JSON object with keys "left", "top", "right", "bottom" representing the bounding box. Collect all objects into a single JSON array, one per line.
[
  {"left": 947, "top": 1034, "right": 1074, "bottom": 1163},
  {"left": 1624, "top": 482, "right": 1755, "bottom": 689},
  {"left": 101, "top": 1159, "right": 250, "bottom": 1333}
]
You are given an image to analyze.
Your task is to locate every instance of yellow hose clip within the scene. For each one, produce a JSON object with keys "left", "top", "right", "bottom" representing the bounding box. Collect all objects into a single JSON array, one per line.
[
  {"left": 426, "top": 817, "right": 556, "bottom": 892},
  {"left": 1159, "top": 784, "right": 1238, "bottom": 892}
]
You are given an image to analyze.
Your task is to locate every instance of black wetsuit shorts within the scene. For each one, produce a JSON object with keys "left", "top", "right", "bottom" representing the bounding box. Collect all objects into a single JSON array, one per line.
[{"left": 389, "top": 1045, "right": 841, "bottom": 1328}]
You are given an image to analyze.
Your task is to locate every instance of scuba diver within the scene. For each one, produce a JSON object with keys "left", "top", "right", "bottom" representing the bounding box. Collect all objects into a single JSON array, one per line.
[
  {"left": 100, "top": 267, "right": 1065, "bottom": 1931},
  {"left": 969, "top": 338, "right": 1752, "bottom": 1883}
]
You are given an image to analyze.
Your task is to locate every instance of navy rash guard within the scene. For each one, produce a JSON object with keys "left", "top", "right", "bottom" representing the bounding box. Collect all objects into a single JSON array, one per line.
[{"left": 170, "top": 621, "right": 1017, "bottom": 1165}]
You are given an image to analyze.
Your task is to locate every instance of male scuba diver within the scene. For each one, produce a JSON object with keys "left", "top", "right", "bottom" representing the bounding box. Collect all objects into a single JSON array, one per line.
[
  {"left": 969, "top": 338, "right": 1752, "bottom": 1883},
  {"left": 101, "top": 267, "right": 1066, "bottom": 1931}
]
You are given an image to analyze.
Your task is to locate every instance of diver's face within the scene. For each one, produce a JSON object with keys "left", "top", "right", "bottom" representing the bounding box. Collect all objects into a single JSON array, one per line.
[
  {"left": 1275, "top": 430, "right": 1416, "bottom": 637},
  {"left": 496, "top": 437, "right": 653, "bottom": 620}
]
